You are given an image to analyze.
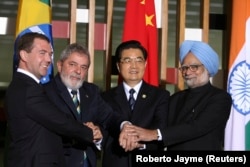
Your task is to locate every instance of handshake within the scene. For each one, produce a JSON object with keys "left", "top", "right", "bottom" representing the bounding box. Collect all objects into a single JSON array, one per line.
[{"left": 119, "top": 123, "right": 159, "bottom": 152}]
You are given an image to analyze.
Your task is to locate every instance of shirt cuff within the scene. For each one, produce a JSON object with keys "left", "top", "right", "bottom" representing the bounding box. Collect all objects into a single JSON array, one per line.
[
  {"left": 139, "top": 144, "right": 146, "bottom": 150},
  {"left": 120, "top": 121, "right": 131, "bottom": 130},
  {"left": 95, "top": 138, "right": 102, "bottom": 150},
  {"left": 157, "top": 129, "right": 162, "bottom": 141}
]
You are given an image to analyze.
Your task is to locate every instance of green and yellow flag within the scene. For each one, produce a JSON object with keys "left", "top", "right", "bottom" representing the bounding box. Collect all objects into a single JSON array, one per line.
[{"left": 14, "top": 0, "right": 53, "bottom": 83}]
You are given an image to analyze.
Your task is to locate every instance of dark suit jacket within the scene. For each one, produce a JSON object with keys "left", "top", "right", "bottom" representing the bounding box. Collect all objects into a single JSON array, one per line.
[
  {"left": 44, "top": 73, "right": 123, "bottom": 167},
  {"left": 4, "top": 72, "right": 93, "bottom": 167},
  {"left": 161, "top": 82, "right": 232, "bottom": 150},
  {"left": 101, "top": 81, "right": 170, "bottom": 167}
]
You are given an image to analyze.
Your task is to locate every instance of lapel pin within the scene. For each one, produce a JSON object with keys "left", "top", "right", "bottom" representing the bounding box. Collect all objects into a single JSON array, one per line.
[{"left": 86, "top": 94, "right": 89, "bottom": 98}]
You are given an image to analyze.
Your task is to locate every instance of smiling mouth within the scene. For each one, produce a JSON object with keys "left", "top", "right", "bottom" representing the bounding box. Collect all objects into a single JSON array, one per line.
[
  {"left": 42, "top": 63, "right": 50, "bottom": 68},
  {"left": 184, "top": 76, "right": 193, "bottom": 80},
  {"left": 70, "top": 75, "right": 81, "bottom": 80},
  {"left": 129, "top": 71, "right": 138, "bottom": 74}
]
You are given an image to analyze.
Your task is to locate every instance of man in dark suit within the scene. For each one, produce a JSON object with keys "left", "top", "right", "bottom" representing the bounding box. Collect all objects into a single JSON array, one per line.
[
  {"left": 120, "top": 40, "right": 232, "bottom": 150},
  {"left": 101, "top": 40, "right": 170, "bottom": 167},
  {"left": 44, "top": 43, "right": 125, "bottom": 167},
  {"left": 4, "top": 33, "right": 101, "bottom": 167}
]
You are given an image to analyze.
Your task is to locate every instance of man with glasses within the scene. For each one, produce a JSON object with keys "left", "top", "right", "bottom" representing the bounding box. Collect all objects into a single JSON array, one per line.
[
  {"left": 101, "top": 40, "right": 170, "bottom": 167},
  {"left": 120, "top": 40, "right": 232, "bottom": 150}
]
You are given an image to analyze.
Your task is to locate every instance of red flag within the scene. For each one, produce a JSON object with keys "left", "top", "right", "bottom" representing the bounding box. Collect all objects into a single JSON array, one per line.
[{"left": 122, "top": 0, "right": 158, "bottom": 86}]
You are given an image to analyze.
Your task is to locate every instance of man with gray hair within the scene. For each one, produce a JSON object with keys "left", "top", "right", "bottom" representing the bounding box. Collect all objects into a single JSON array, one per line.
[
  {"left": 44, "top": 43, "right": 127, "bottom": 167},
  {"left": 120, "top": 40, "right": 232, "bottom": 150}
]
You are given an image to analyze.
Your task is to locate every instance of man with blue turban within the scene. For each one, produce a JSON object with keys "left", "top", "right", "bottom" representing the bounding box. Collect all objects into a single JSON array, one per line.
[
  {"left": 179, "top": 40, "right": 219, "bottom": 77},
  {"left": 119, "top": 40, "right": 232, "bottom": 150}
]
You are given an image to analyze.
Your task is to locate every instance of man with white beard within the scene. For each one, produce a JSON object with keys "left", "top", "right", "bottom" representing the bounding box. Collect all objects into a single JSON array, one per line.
[{"left": 44, "top": 43, "right": 126, "bottom": 167}]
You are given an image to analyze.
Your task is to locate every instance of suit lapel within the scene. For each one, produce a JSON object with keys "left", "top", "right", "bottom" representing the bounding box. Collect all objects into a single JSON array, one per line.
[
  {"left": 78, "top": 86, "right": 91, "bottom": 122},
  {"left": 114, "top": 84, "right": 132, "bottom": 119},
  {"left": 54, "top": 75, "right": 81, "bottom": 120},
  {"left": 114, "top": 82, "right": 153, "bottom": 121},
  {"left": 130, "top": 82, "right": 151, "bottom": 122}
]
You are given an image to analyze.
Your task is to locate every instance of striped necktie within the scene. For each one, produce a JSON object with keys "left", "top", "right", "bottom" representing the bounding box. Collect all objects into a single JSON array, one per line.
[
  {"left": 129, "top": 89, "right": 136, "bottom": 111},
  {"left": 71, "top": 90, "right": 81, "bottom": 115},
  {"left": 71, "top": 90, "right": 89, "bottom": 166}
]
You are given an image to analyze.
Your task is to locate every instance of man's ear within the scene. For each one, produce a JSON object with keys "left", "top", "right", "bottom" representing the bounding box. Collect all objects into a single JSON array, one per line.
[
  {"left": 116, "top": 63, "right": 120, "bottom": 72},
  {"left": 19, "top": 50, "right": 27, "bottom": 61},
  {"left": 57, "top": 61, "right": 62, "bottom": 72}
]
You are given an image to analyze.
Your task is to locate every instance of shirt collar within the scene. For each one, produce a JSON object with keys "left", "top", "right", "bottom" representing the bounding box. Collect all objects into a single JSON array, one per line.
[
  {"left": 17, "top": 68, "right": 40, "bottom": 83},
  {"left": 68, "top": 88, "right": 80, "bottom": 98},
  {"left": 123, "top": 80, "right": 143, "bottom": 98}
]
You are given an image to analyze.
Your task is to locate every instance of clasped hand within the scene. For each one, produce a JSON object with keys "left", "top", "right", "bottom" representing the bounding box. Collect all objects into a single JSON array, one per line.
[
  {"left": 119, "top": 124, "right": 158, "bottom": 152},
  {"left": 84, "top": 122, "right": 102, "bottom": 142}
]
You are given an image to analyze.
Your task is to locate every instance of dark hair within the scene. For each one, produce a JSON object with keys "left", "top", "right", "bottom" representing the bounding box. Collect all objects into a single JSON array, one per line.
[
  {"left": 16, "top": 32, "right": 50, "bottom": 55},
  {"left": 115, "top": 40, "right": 148, "bottom": 62}
]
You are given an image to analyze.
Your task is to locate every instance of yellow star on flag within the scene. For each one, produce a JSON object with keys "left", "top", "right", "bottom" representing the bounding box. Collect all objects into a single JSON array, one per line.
[
  {"left": 122, "top": 0, "right": 159, "bottom": 86},
  {"left": 145, "top": 14, "right": 155, "bottom": 26},
  {"left": 140, "top": 0, "right": 145, "bottom": 5}
]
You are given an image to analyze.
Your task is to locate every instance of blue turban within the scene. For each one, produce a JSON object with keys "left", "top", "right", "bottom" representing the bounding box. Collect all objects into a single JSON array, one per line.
[{"left": 179, "top": 40, "right": 219, "bottom": 77}]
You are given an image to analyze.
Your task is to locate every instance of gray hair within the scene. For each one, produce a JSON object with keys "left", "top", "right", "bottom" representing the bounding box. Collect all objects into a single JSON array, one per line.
[{"left": 59, "top": 43, "right": 90, "bottom": 65}]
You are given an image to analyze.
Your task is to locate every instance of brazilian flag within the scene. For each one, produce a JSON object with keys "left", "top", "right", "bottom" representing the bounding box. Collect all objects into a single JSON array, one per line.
[{"left": 14, "top": 0, "right": 53, "bottom": 83}]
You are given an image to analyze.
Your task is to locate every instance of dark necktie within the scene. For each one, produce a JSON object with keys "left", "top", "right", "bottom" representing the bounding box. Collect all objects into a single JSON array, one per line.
[
  {"left": 71, "top": 90, "right": 81, "bottom": 115},
  {"left": 129, "top": 89, "right": 136, "bottom": 111}
]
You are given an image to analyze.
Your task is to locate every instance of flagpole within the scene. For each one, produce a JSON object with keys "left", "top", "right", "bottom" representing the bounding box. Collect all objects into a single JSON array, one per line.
[
  {"left": 70, "top": 0, "right": 77, "bottom": 43},
  {"left": 176, "top": 0, "right": 186, "bottom": 91},
  {"left": 200, "top": 0, "right": 210, "bottom": 43},
  {"left": 104, "top": 0, "right": 114, "bottom": 90},
  {"left": 160, "top": 0, "right": 168, "bottom": 88},
  {"left": 87, "top": 0, "right": 95, "bottom": 83}
]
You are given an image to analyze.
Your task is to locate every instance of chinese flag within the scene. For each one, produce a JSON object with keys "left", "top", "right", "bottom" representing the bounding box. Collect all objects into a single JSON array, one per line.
[{"left": 122, "top": 0, "right": 158, "bottom": 86}]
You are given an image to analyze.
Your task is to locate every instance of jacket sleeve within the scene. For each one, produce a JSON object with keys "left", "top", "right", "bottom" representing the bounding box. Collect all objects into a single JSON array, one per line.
[{"left": 26, "top": 84, "right": 93, "bottom": 145}]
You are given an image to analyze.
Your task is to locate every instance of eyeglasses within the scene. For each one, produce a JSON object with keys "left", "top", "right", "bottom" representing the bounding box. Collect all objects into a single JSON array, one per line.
[
  {"left": 120, "top": 57, "right": 145, "bottom": 64},
  {"left": 178, "top": 64, "right": 203, "bottom": 73}
]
